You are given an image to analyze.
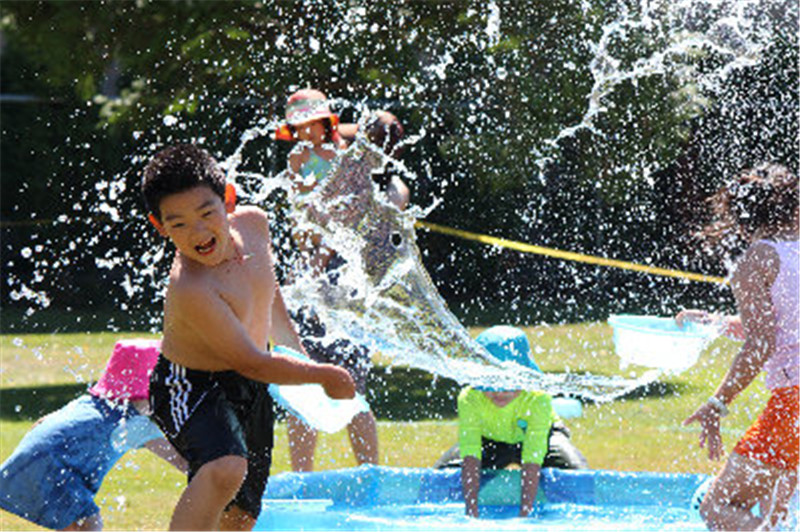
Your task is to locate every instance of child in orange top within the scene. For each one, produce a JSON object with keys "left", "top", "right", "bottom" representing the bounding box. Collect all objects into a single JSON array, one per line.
[{"left": 682, "top": 164, "right": 799, "bottom": 530}]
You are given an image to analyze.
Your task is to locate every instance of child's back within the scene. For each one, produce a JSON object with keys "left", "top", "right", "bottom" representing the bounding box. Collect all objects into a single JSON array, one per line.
[{"left": 0, "top": 339, "right": 183, "bottom": 531}]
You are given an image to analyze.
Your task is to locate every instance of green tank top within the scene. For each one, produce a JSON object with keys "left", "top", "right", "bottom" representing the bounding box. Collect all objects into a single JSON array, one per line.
[{"left": 457, "top": 387, "right": 556, "bottom": 465}]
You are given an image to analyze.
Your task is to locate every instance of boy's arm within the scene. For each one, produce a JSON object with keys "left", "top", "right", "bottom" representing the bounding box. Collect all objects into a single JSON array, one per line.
[
  {"left": 675, "top": 309, "right": 745, "bottom": 341},
  {"left": 458, "top": 389, "right": 483, "bottom": 517},
  {"left": 173, "top": 283, "right": 354, "bottom": 398},
  {"left": 270, "top": 284, "right": 306, "bottom": 354},
  {"left": 723, "top": 316, "right": 745, "bottom": 341},
  {"left": 517, "top": 393, "right": 547, "bottom": 516},
  {"left": 520, "top": 463, "right": 541, "bottom": 517},
  {"left": 462, "top": 455, "right": 481, "bottom": 518}
]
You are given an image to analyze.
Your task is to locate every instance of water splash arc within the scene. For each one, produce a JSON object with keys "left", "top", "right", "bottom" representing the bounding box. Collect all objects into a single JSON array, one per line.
[{"left": 229, "top": 136, "right": 659, "bottom": 402}]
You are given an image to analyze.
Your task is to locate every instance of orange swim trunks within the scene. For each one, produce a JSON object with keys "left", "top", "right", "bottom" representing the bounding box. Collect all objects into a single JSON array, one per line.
[{"left": 733, "top": 385, "right": 799, "bottom": 470}]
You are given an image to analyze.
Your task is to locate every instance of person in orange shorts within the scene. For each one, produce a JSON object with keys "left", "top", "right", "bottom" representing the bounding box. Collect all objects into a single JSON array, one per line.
[
  {"left": 681, "top": 164, "right": 799, "bottom": 531},
  {"left": 733, "top": 386, "right": 798, "bottom": 471}
]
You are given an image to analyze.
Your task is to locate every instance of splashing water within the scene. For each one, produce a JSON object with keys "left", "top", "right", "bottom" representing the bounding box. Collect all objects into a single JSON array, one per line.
[
  {"left": 555, "top": 0, "right": 784, "bottom": 142},
  {"left": 225, "top": 127, "right": 659, "bottom": 401}
]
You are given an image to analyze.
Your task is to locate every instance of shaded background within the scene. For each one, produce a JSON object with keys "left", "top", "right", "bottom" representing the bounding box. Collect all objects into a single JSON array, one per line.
[{"left": 1, "top": 0, "right": 797, "bottom": 333}]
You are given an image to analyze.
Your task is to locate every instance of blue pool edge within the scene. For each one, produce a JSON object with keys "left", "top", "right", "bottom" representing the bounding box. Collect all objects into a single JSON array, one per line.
[{"left": 263, "top": 465, "right": 709, "bottom": 508}]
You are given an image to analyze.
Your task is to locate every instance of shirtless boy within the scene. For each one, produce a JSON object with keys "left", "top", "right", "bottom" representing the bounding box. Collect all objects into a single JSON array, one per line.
[{"left": 141, "top": 144, "right": 355, "bottom": 530}]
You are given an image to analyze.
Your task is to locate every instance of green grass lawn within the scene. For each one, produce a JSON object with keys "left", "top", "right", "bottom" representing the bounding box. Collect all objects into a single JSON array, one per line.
[{"left": 0, "top": 324, "right": 767, "bottom": 530}]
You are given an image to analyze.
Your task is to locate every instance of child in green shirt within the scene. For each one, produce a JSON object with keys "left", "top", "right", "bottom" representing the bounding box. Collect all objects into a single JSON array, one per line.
[
  {"left": 455, "top": 326, "right": 587, "bottom": 518},
  {"left": 458, "top": 387, "right": 556, "bottom": 470}
]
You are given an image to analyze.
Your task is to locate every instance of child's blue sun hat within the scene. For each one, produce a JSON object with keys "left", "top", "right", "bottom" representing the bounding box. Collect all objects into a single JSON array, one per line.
[{"left": 476, "top": 325, "right": 542, "bottom": 373}]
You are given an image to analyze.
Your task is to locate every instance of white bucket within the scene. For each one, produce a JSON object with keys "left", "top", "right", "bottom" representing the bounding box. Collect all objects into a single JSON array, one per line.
[
  {"left": 608, "top": 314, "right": 720, "bottom": 372},
  {"left": 269, "top": 346, "right": 370, "bottom": 433}
]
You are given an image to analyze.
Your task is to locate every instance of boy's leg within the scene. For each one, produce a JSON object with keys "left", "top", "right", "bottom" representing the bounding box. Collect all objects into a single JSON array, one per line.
[
  {"left": 219, "top": 505, "right": 257, "bottom": 531},
  {"left": 543, "top": 423, "right": 589, "bottom": 470},
  {"left": 347, "top": 410, "right": 378, "bottom": 465},
  {"left": 287, "top": 414, "right": 318, "bottom": 472},
  {"left": 343, "top": 340, "right": 377, "bottom": 465},
  {"left": 760, "top": 468, "right": 798, "bottom": 529},
  {"left": 219, "top": 379, "right": 274, "bottom": 528},
  {"left": 149, "top": 360, "right": 255, "bottom": 531},
  {"left": 700, "top": 452, "right": 789, "bottom": 531},
  {"left": 61, "top": 512, "right": 102, "bottom": 531},
  {"left": 170, "top": 455, "right": 248, "bottom": 531}
]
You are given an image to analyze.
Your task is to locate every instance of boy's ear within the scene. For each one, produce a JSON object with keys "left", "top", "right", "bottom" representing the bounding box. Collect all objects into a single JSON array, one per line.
[
  {"left": 148, "top": 213, "right": 167, "bottom": 236},
  {"left": 224, "top": 183, "right": 237, "bottom": 213}
]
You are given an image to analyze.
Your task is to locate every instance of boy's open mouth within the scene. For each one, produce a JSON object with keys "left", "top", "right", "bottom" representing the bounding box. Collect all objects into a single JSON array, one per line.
[{"left": 195, "top": 237, "right": 216, "bottom": 256}]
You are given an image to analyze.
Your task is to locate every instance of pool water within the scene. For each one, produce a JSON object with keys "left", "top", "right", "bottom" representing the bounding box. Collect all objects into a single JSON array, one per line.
[{"left": 255, "top": 466, "right": 709, "bottom": 531}]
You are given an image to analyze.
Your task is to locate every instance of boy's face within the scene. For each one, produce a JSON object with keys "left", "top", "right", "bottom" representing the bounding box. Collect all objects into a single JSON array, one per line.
[
  {"left": 484, "top": 390, "right": 521, "bottom": 408},
  {"left": 153, "top": 185, "right": 235, "bottom": 266}
]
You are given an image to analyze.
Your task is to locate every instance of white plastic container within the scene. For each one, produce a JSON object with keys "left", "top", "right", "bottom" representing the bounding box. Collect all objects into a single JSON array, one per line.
[
  {"left": 608, "top": 314, "right": 720, "bottom": 372},
  {"left": 269, "top": 346, "right": 370, "bottom": 433}
]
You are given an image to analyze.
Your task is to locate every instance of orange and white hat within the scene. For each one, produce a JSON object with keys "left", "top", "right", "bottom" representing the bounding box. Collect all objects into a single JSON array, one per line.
[{"left": 275, "top": 89, "right": 340, "bottom": 141}]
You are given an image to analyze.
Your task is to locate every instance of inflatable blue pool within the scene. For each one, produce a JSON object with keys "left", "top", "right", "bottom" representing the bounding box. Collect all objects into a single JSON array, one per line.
[{"left": 255, "top": 466, "right": 709, "bottom": 531}]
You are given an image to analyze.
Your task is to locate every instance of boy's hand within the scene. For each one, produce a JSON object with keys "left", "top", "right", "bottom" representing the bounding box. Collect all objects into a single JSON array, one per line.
[{"left": 320, "top": 365, "right": 356, "bottom": 400}]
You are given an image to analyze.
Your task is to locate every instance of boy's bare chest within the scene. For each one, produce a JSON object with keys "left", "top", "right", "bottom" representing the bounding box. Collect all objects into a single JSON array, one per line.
[{"left": 212, "top": 250, "right": 275, "bottom": 321}]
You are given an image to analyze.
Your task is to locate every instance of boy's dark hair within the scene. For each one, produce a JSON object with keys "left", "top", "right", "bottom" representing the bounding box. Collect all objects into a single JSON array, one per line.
[
  {"left": 703, "top": 163, "right": 798, "bottom": 246},
  {"left": 141, "top": 144, "right": 226, "bottom": 219},
  {"left": 365, "top": 111, "right": 405, "bottom": 189},
  {"left": 366, "top": 111, "right": 404, "bottom": 158}
]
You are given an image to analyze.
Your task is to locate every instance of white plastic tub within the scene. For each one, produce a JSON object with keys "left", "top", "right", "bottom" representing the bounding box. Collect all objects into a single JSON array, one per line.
[{"left": 608, "top": 315, "right": 720, "bottom": 372}]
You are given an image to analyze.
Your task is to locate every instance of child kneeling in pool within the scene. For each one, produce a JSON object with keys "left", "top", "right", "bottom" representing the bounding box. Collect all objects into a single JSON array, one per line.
[
  {"left": 453, "top": 326, "right": 587, "bottom": 518},
  {"left": 0, "top": 339, "right": 187, "bottom": 531}
]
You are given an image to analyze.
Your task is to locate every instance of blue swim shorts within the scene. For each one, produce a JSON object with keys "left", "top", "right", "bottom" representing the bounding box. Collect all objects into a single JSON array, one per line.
[
  {"left": 0, "top": 395, "right": 139, "bottom": 529},
  {"left": 149, "top": 355, "right": 274, "bottom": 520}
]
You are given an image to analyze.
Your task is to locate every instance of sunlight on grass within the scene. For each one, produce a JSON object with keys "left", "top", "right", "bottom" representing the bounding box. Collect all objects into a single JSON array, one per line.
[{"left": 0, "top": 332, "right": 159, "bottom": 388}]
